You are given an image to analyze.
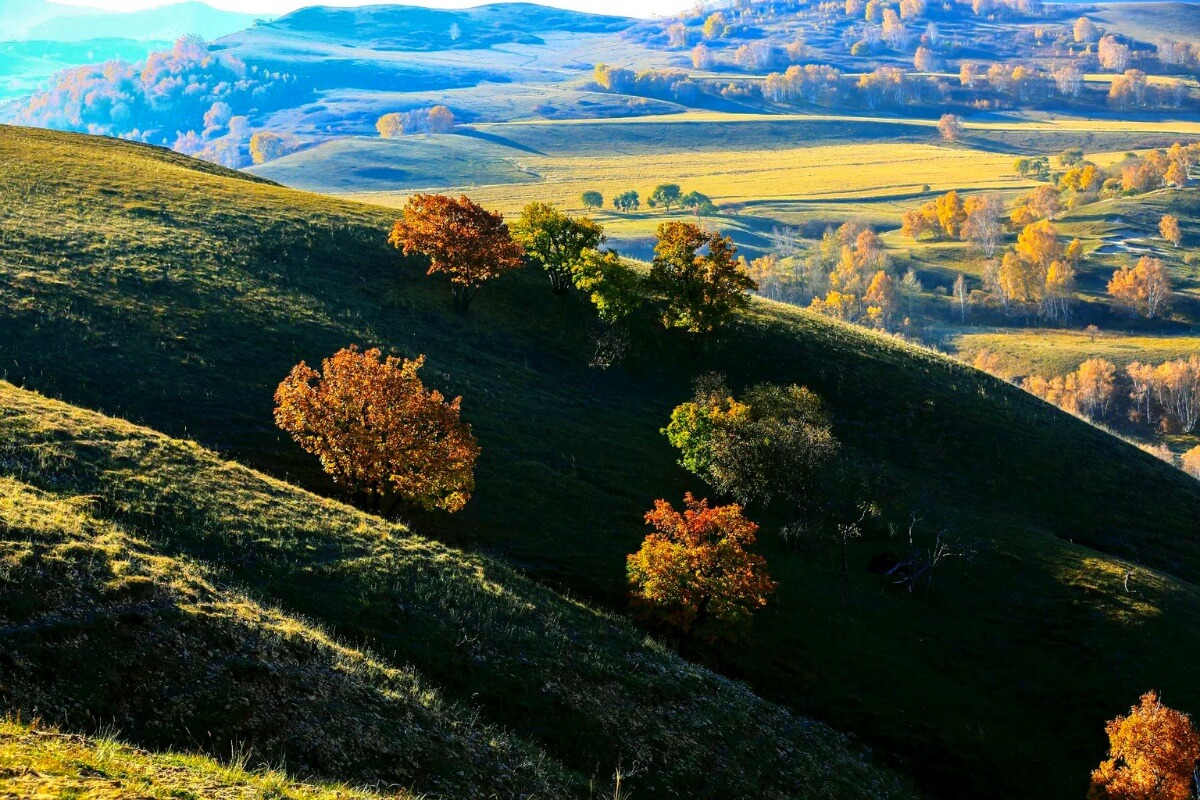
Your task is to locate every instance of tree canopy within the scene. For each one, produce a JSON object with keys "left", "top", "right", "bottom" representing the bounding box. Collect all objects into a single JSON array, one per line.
[
  {"left": 649, "top": 183, "right": 683, "bottom": 211},
  {"left": 389, "top": 193, "right": 524, "bottom": 311},
  {"left": 274, "top": 346, "right": 479, "bottom": 514},
  {"left": 1089, "top": 691, "right": 1200, "bottom": 800},
  {"left": 627, "top": 493, "right": 776, "bottom": 643},
  {"left": 511, "top": 201, "right": 604, "bottom": 294},
  {"left": 663, "top": 375, "right": 839, "bottom": 507},
  {"left": 649, "top": 221, "right": 756, "bottom": 335}
]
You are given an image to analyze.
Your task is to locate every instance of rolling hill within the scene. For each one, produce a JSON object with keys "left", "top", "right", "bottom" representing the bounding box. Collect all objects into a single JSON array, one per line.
[
  {"left": 2, "top": 124, "right": 1200, "bottom": 799},
  {"left": 0, "top": 378, "right": 910, "bottom": 799}
]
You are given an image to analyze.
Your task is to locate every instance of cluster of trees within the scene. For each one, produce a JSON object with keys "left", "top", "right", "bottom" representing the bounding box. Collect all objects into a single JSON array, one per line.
[
  {"left": 376, "top": 106, "right": 456, "bottom": 137},
  {"left": 960, "top": 59, "right": 1192, "bottom": 111},
  {"left": 248, "top": 131, "right": 301, "bottom": 165},
  {"left": 1023, "top": 355, "right": 1200, "bottom": 436},
  {"left": 1108, "top": 256, "right": 1173, "bottom": 319},
  {"left": 897, "top": 155, "right": 1188, "bottom": 325},
  {"left": 759, "top": 143, "right": 1185, "bottom": 334},
  {"left": 592, "top": 63, "right": 700, "bottom": 104},
  {"left": 902, "top": 190, "right": 1003, "bottom": 254},
  {"left": 991, "top": 219, "right": 1083, "bottom": 321},
  {"left": 587, "top": 185, "right": 716, "bottom": 217},
  {"left": 13, "top": 36, "right": 298, "bottom": 167},
  {"left": 637, "top": 0, "right": 1197, "bottom": 116},
  {"left": 630, "top": 375, "right": 840, "bottom": 642},
  {"left": 276, "top": 196, "right": 763, "bottom": 527},
  {"left": 741, "top": 221, "right": 924, "bottom": 329},
  {"left": 387, "top": 192, "right": 757, "bottom": 336},
  {"left": 1119, "top": 143, "right": 1198, "bottom": 193},
  {"left": 807, "top": 225, "right": 901, "bottom": 327},
  {"left": 758, "top": 58, "right": 1194, "bottom": 113},
  {"left": 1157, "top": 37, "right": 1200, "bottom": 70}
]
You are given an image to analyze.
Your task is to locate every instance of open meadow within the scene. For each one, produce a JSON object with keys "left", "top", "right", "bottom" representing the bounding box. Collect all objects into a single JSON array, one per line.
[{"left": 5, "top": 1, "right": 1200, "bottom": 799}]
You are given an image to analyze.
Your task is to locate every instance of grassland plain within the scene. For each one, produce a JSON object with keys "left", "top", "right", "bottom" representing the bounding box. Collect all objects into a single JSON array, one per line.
[
  {"left": 951, "top": 330, "right": 1200, "bottom": 377},
  {"left": 260, "top": 111, "right": 1200, "bottom": 195},
  {"left": 261, "top": 112, "right": 1200, "bottom": 261},
  {"left": 0, "top": 379, "right": 912, "bottom": 800},
  {"left": 4, "top": 125, "right": 1200, "bottom": 798},
  {"left": 0, "top": 718, "right": 404, "bottom": 800}
]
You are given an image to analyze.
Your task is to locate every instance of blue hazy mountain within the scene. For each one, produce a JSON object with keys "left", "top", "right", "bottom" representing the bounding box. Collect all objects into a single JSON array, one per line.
[{"left": 0, "top": 0, "right": 267, "bottom": 43}]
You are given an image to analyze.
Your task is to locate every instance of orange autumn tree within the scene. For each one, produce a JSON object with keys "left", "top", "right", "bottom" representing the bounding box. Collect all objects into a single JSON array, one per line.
[
  {"left": 274, "top": 346, "right": 480, "bottom": 514},
  {"left": 627, "top": 493, "right": 777, "bottom": 644},
  {"left": 389, "top": 193, "right": 524, "bottom": 311},
  {"left": 1089, "top": 691, "right": 1200, "bottom": 800}
]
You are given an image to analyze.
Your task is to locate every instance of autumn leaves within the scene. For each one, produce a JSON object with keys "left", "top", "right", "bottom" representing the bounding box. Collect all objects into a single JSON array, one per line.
[
  {"left": 388, "top": 194, "right": 524, "bottom": 312},
  {"left": 633, "top": 377, "right": 840, "bottom": 644},
  {"left": 270, "top": 191, "right": 799, "bottom": 646},
  {"left": 274, "top": 347, "right": 479, "bottom": 515}
]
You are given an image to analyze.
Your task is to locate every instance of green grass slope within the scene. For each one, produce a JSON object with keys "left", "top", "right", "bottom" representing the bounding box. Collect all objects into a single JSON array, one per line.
[
  {"left": 0, "top": 379, "right": 912, "bottom": 800},
  {"left": 0, "top": 718, "right": 404, "bottom": 800},
  {"left": 2, "top": 124, "right": 1200, "bottom": 798}
]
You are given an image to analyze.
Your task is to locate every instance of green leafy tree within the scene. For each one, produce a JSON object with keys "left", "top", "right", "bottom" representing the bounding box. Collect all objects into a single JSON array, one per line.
[
  {"left": 663, "top": 375, "right": 839, "bottom": 507},
  {"left": 572, "top": 249, "right": 644, "bottom": 323},
  {"left": 649, "top": 183, "right": 683, "bottom": 211},
  {"left": 649, "top": 221, "right": 756, "bottom": 335},
  {"left": 581, "top": 190, "right": 604, "bottom": 210},
  {"left": 511, "top": 202, "right": 605, "bottom": 293},
  {"left": 681, "top": 190, "right": 716, "bottom": 219},
  {"left": 613, "top": 190, "right": 640, "bottom": 213}
]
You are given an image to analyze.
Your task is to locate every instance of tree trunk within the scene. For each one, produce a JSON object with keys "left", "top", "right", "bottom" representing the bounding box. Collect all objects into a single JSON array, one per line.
[
  {"left": 679, "top": 594, "right": 710, "bottom": 652},
  {"left": 453, "top": 284, "right": 475, "bottom": 312}
]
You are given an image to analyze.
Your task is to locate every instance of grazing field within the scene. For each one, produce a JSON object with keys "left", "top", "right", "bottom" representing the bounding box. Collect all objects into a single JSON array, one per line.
[
  {"left": 348, "top": 141, "right": 1028, "bottom": 211},
  {"left": 5, "top": 125, "right": 1200, "bottom": 800},
  {"left": 950, "top": 329, "right": 1200, "bottom": 376}
]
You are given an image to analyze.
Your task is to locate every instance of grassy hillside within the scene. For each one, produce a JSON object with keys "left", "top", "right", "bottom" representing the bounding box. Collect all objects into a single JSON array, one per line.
[
  {"left": 0, "top": 719, "right": 403, "bottom": 800},
  {"left": 4, "top": 124, "right": 1200, "bottom": 798},
  {"left": 0, "top": 379, "right": 912, "bottom": 800}
]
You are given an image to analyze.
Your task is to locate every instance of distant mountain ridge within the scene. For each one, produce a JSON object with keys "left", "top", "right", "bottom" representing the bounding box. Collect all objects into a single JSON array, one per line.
[
  {"left": 239, "top": 2, "right": 635, "bottom": 51},
  {"left": 0, "top": 0, "right": 267, "bottom": 43}
]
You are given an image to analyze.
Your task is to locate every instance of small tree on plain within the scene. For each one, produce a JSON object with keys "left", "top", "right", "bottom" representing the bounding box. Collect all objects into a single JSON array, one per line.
[
  {"left": 649, "top": 183, "right": 683, "bottom": 212},
  {"left": 1160, "top": 214, "right": 1182, "bottom": 247},
  {"left": 953, "top": 273, "right": 968, "bottom": 322},
  {"left": 937, "top": 113, "right": 964, "bottom": 142}
]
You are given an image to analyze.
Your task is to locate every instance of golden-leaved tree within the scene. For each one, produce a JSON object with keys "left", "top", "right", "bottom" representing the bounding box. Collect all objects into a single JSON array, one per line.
[
  {"left": 389, "top": 194, "right": 524, "bottom": 311},
  {"left": 649, "top": 221, "right": 756, "bottom": 336},
  {"left": 1160, "top": 214, "right": 1182, "bottom": 248},
  {"left": 627, "top": 493, "right": 776, "bottom": 644},
  {"left": 1089, "top": 691, "right": 1200, "bottom": 800},
  {"left": 274, "top": 346, "right": 480, "bottom": 514},
  {"left": 1108, "top": 256, "right": 1172, "bottom": 319},
  {"left": 1182, "top": 445, "right": 1200, "bottom": 480}
]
